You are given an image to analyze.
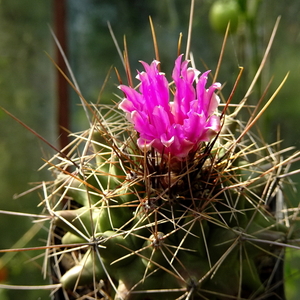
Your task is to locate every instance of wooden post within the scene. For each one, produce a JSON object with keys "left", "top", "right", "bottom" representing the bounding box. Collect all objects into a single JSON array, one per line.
[{"left": 54, "top": 0, "right": 69, "bottom": 151}]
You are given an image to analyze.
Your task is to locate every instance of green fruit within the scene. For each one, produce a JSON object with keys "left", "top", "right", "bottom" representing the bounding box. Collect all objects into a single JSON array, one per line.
[{"left": 209, "top": 0, "right": 240, "bottom": 34}]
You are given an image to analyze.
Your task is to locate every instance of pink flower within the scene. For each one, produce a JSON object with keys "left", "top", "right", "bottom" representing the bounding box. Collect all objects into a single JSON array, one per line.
[{"left": 119, "top": 54, "right": 221, "bottom": 159}]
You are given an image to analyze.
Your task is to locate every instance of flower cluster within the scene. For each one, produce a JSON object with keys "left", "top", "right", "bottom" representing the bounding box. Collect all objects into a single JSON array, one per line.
[{"left": 119, "top": 54, "right": 221, "bottom": 159}]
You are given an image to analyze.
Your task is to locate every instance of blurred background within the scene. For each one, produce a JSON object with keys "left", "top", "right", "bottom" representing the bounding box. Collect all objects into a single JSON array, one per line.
[{"left": 0, "top": 0, "right": 300, "bottom": 299}]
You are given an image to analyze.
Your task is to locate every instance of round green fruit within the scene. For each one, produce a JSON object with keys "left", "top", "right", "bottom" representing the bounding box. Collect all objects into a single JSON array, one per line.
[{"left": 209, "top": 0, "right": 240, "bottom": 34}]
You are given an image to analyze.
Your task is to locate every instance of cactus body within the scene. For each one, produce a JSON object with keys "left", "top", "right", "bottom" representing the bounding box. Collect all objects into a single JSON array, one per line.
[
  {"left": 49, "top": 110, "right": 292, "bottom": 300},
  {"left": 39, "top": 50, "right": 297, "bottom": 300}
]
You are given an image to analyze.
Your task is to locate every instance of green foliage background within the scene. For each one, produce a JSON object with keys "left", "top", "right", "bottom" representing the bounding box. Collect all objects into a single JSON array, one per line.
[{"left": 0, "top": 0, "right": 300, "bottom": 299}]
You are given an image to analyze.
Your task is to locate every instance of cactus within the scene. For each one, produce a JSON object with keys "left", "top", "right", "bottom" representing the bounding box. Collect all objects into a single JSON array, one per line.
[
  {"left": 1, "top": 6, "right": 300, "bottom": 300},
  {"left": 44, "top": 45, "right": 298, "bottom": 299}
]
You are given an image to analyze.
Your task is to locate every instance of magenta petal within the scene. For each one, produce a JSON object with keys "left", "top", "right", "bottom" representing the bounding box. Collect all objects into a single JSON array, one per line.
[
  {"left": 196, "top": 72, "right": 221, "bottom": 116},
  {"left": 137, "top": 137, "right": 155, "bottom": 152},
  {"left": 172, "top": 54, "right": 184, "bottom": 82},
  {"left": 138, "top": 61, "right": 170, "bottom": 112},
  {"left": 119, "top": 98, "right": 135, "bottom": 114},
  {"left": 205, "top": 84, "right": 221, "bottom": 115},
  {"left": 206, "top": 115, "right": 221, "bottom": 133},
  {"left": 160, "top": 134, "right": 175, "bottom": 148},
  {"left": 199, "top": 116, "right": 221, "bottom": 141},
  {"left": 118, "top": 55, "right": 221, "bottom": 159},
  {"left": 184, "top": 112, "right": 206, "bottom": 142},
  {"left": 172, "top": 56, "right": 201, "bottom": 125},
  {"left": 119, "top": 85, "right": 144, "bottom": 111},
  {"left": 131, "top": 111, "right": 154, "bottom": 138},
  {"left": 174, "top": 139, "right": 194, "bottom": 158},
  {"left": 152, "top": 105, "right": 171, "bottom": 135}
]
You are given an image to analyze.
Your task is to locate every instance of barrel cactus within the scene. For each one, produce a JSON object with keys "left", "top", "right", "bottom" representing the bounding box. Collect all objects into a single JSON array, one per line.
[
  {"left": 2, "top": 9, "right": 299, "bottom": 300},
  {"left": 45, "top": 47, "right": 297, "bottom": 300}
]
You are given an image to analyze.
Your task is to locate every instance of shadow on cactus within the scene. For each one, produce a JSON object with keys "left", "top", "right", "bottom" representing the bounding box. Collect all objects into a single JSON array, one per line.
[{"left": 1, "top": 12, "right": 300, "bottom": 300}]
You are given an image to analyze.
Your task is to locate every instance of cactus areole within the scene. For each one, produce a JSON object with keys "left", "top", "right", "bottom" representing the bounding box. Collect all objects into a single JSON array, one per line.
[{"left": 119, "top": 54, "right": 221, "bottom": 159}]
